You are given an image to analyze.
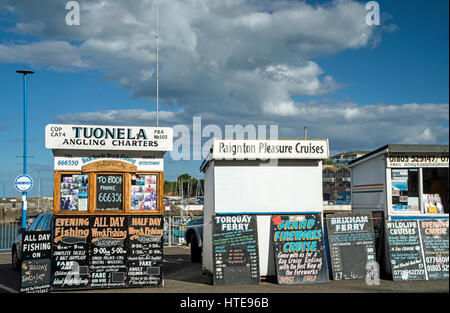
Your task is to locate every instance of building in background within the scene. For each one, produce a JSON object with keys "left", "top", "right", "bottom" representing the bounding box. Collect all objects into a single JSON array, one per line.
[
  {"left": 323, "top": 165, "right": 352, "bottom": 204},
  {"left": 330, "top": 151, "right": 370, "bottom": 167},
  {"left": 323, "top": 150, "right": 369, "bottom": 204}
]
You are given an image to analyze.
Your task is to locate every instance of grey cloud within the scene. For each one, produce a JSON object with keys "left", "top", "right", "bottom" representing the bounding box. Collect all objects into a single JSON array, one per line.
[{"left": 53, "top": 101, "right": 449, "bottom": 156}]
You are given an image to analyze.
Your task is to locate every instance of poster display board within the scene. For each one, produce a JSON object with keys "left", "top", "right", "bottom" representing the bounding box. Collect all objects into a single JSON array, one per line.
[
  {"left": 418, "top": 219, "right": 449, "bottom": 280},
  {"left": 61, "top": 174, "right": 89, "bottom": 211},
  {"left": 20, "top": 231, "right": 52, "bottom": 293},
  {"left": 326, "top": 213, "right": 376, "bottom": 280},
  {"left": 127, "top": 216, "right": 164, "bottom": 286},
  {"left": 212, "top": 214, "right": 260, "bottom": 285},
  {"left": 386, "top": 219, "right": 449, "bottom": 281},
  {"left": 131, "top": 174, "right": 158, "bottom": 211},
  {"left": 391, "top": 169, "right": 420, "bottom": 212},
  {"left": 90, "top": 216, "right": 128, "bottom": 289},
  {"left": 52, "top": 216, "right": 91, "bottom": 290},
  {"left": 271, "top": 214, "right": 328, "bottom": 284}
]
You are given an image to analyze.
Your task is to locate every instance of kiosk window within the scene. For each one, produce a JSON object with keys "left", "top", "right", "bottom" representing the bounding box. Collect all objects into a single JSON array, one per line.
[
  {"left": 391, "top": 169, "right": 419, "bottom": 212},
  {"left": 61, "top": 174, "right": 89, "bottom": 211},
  {"left": 422, "top": 168, "right": 448, "bottom": 214},
  {"left": 96, "top": 174, "right": 124, "bottom": 211},
  {"left": 131, "top": 174, "right": 157, "bottom": 211}
]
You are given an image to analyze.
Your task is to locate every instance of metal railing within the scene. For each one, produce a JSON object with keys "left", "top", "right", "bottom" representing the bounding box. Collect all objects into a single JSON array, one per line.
[
  {"left": 0, "top": 221, "right": 20, "bottom": 252},
  {"left": 164, "top": 216, "right": 192, "bottom": 246},
  {"left": 1, "top": 217, "right": 193, "bottom": 251}
]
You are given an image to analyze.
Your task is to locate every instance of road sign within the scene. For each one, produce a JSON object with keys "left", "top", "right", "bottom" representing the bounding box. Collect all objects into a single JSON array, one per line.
[{"left": 14, "top": 174, "right": 33, "bottom": 192}]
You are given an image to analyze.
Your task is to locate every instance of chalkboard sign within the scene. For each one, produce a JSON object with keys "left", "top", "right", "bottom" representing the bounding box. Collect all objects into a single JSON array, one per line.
[
  {"left": 271, "top": 214, "right": 328, "bottom": 284},
  {"left": 52, "top": 216, "right": 91, "bottom": 290},
  {"left": 212, "top": 214, "right": 260, "bottom": 286},
  {"left": 326, "top": 213, "right": 376, "bottom": 280},
  {"left": 127, "top": 216, "right": 164, "bottom": 287},
  {"left": 20, "top": 231, "right": 52, "bottom": 293},
  {"left": 418, "top": 219, "right": 449, "bottom": 280},
  {"left": 386, "top": 220, "right": 426, "bottom": 281},
  {"left": 96, "top": 174, "right": 123, "bottom": 211},
  {"left": 90, "top": 216, "right": 128, "bottom": 289}
]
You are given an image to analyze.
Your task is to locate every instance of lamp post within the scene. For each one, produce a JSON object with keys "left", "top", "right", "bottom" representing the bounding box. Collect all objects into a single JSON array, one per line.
[{"left": 16, "top": 70, "right": 34, "bottom": 229}]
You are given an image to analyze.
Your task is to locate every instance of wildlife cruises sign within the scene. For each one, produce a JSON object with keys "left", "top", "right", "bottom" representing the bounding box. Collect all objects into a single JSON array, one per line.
[
  {"left": 45, "top": 124, "right": 173, "bottom": 151},
  {"left": 212, "top": 139, "right": 329, "bottom": 160}
]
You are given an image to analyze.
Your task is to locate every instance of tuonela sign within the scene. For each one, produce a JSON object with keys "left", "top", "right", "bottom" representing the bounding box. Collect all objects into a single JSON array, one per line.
[{"left": 45, "top": 124, "right": 173, "bottom": 151}]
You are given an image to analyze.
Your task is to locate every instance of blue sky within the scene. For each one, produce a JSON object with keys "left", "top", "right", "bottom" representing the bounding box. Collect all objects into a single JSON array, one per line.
[{"left": 0, "top": 0, "right": 448, "bottom": 197}]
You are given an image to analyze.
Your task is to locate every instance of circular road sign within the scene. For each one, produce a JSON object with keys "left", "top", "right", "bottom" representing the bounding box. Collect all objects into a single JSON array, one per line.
[{"left": 14, "top": 174, "right": 33, "bottom": 192}]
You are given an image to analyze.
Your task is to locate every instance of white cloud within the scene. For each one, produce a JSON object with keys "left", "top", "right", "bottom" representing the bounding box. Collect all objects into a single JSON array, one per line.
[
  {"left": 0, "top": 0, "right": 380, "bottom": 110},
  {"left": 3, "top": 0, "right": 440, "bottom": 155}
]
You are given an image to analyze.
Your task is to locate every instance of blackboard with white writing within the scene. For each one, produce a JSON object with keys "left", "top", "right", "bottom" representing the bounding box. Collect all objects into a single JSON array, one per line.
[
  {"left": 271, "top": 214, "right": 328, "bottom": 284},
  {"left": 20, "top": 231, "right": 52, "bottom": 293},
  {"left": 96, "top": 174, "right": 123, "bottom": 211},
  {"left": 386, "top": 220, "right": 426, "bottom": 281},
  {"left": 90, "top": 216, "right": 128, "bottom": 289},
  {"left": 418, "top": 219, "right": 449, "bottom": 280},
  {"left": 127, "top": 216, "right": 164, "bottom": 287},
  {"left": 326, "top": 213, "right": 376, "bottom": 280},
  {"left": 212, "top": 214, "right": 260, "bottom": 286},
  {"left": 51, "top": 216, "right": 91, "bottom": 290}
]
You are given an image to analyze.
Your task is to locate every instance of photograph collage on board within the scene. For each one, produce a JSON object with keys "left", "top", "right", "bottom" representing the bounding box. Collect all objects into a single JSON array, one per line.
[
  {"left": 131, "top": 174, "right": 157, "bottom": 211},
  {"left": 60, "top": 174, "right": 89, "bottom": 211}
]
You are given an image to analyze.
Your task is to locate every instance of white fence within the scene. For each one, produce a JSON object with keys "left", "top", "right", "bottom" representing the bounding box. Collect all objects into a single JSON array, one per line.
[
  {"left": 0, "top": 221, "right": 20, "bottom": 252},
  {"left": 164, "top": 216, "right": 195, "bottom": 246}
]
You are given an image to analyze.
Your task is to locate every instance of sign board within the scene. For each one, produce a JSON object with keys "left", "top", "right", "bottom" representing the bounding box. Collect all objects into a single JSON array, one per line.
[
  {"left": 418, "top": 219, "right": 449, "bottom": 280},
  {"left": 212, "top": 139, "right": 329, "bottom": 160},
  {"left": 212, "top": 214, "right": 260, "bottom": 285},
  {"left": 45, "top": 124, "right": 173, "bottom": 152},
  {"left": 386, "top": 220, "right": 428, "bottom": 281},
  {"left": 326, "top": 213, "right": 376, "bottom": 280},
  {"left": 54, "top": 156, "right": 164, "bottom": 171},
  {"left": 386, "top": 153, "right": 449, "bottom": 168},
  {"left": 96, "top": 174, "right": 124, "bottom": 211},
  {"left": 14, "top": 174, "right": 33, "bottom": 192},
  {"left": 52, "top": 216, "right": 91, "bottom": 290},
  {"left": 20, "top": 231, "right": 52, "bottom": 293},
  {"left": 90, "top": 216, "right": 128, "bottom": 289},
  {"left": 127, "top": 216, "right": 164, "bottom": 287},
  {"left": 271, "top": 214, "right": 328, "bottom": 284},
  {"left": 51, "top": 215, "right": 164, "bottom": 290}
]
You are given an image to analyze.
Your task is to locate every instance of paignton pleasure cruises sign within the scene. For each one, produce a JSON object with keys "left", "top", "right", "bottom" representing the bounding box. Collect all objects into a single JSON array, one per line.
[
  {"left": 45, "top": 124, "right": 173, "bottom": 151},
  {"left": 212, "top": 139, "right": 329, "bottom": 160}
]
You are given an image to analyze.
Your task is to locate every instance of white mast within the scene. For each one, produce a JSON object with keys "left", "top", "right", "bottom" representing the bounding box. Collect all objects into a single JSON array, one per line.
[{"left": 156, "top": 3, "right": 159, "bottom": 127}]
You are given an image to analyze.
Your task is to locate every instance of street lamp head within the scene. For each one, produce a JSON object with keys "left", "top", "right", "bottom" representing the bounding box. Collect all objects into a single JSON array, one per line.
[{"left": 16, "top": 70, "right": 34, "bottom": 76}]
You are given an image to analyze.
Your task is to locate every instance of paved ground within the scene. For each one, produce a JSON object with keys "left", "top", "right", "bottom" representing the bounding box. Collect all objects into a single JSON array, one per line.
[{"left": 0, "top": 246, "right": 448, "bottom": 294}]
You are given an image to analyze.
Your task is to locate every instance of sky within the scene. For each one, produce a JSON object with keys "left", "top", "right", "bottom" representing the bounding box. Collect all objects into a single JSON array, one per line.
[{"left": 0, "top": 0, "right": 448, "bottom": 197}]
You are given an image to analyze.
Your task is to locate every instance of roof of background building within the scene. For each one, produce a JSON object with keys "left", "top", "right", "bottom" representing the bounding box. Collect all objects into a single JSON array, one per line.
[
  {"left": 348, "top": 144, "right": 449, "bottom": 166},
  {"left": 330, "top": 150, "right": 370, "bottom": 159}
]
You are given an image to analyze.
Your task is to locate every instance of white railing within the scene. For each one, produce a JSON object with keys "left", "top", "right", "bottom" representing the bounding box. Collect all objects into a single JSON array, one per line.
[{"left": 0, "top": 221, "right": 20, "bottom": 252}]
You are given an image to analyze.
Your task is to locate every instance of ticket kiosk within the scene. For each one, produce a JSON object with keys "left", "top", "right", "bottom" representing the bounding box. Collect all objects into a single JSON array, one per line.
[
  {"left": 349, "top": 144, "right": 449, "bottom": 277},
  {"left": 45, "top": 124, "right": 172, "bottom": 290},
  {"left": 200, "top": 138, "right": 329, "bottom": 277}
]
